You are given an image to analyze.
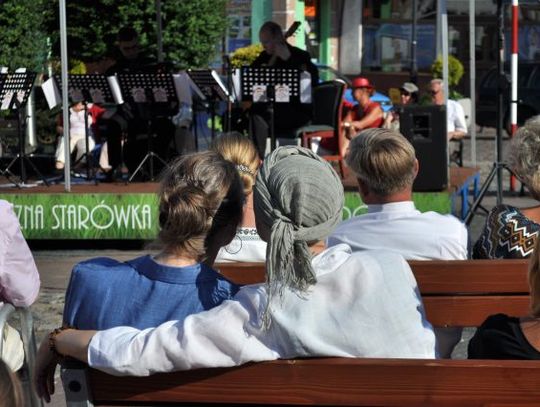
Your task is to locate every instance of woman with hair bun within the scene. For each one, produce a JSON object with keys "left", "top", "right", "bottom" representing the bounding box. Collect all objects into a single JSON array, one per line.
[
  {"left": 62, "top": 151, "right": 245, "bottom": 330},
  {"left": 211, "top": 132, "right": 267, "bottom": 262}
]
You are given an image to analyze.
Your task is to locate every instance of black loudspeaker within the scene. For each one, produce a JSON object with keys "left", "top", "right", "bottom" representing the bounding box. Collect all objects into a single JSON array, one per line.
[{"left": 399, "top": 105, "right": 448, "bottom": 192}]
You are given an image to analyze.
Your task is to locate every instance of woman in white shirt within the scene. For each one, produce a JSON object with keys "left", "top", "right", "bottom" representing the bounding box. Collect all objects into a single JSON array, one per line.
[
  {"left": 55, "top": 101, "right": 95, "bottom": 171},
  {"left": 35, "top": 147, "right": 436, "bottom": 401}
]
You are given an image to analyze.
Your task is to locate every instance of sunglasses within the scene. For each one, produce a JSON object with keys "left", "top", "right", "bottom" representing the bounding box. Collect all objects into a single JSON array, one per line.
[
  {"left": 400, "top": 91, "right": 411, "bottom": 96},
  {"left": 430, "top": 90, "right": 440, "bottom": 96}
]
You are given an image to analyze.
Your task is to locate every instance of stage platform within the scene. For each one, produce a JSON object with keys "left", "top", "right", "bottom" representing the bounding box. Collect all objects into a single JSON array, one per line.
[{"left": 0, "top": 167, "right": 479, "bottom": 240}]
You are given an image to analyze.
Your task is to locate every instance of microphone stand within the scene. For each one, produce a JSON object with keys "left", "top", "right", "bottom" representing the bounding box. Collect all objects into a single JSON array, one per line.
[{"left": 224, "top": 54, "right": 233, "bottom": 133}]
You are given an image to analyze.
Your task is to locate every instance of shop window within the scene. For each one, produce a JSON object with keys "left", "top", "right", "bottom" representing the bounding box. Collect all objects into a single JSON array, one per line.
[{"left": 362, "top": 23, "right": 436, "bottom": 72}]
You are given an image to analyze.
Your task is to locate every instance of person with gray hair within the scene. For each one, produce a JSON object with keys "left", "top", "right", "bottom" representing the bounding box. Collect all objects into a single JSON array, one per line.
[
  {"left": 429, "top": 78, "right": 467, "bottom": 141},
  {"left": 327, "top": 128, "right": 467, "bottom": 358},
  {"left": 36, "top": 147, "right": 435, "bottom": 396},
  {"left": 474, "top": 116, "right": 540, "bottom": 258}
]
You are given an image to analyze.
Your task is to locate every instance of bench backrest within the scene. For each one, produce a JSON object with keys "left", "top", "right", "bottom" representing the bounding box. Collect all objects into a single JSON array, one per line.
[
  {"left": 216, "top": 259, "right": 531, "bottom": 327},
  {"left": 61, "top": 259, "right": 534, "bottom": 407},
  {"left": 63, "top": 357, "right": 540, "bottom": 406}
]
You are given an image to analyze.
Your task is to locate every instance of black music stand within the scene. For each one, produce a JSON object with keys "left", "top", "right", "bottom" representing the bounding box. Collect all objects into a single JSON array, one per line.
[
  {"left": 187, "top": 69, "right": 229, "bottom": 140},
  {"left": 238, "top": 66, "right": 302, "bottom": 151},
  {"left": 0, "top": 72, "right": 48, "bottom": 187},
  {"left": 54, "top": 74, "right": 115, "bottom": 181},
  {"left": 116, "top": 73, "right": 177, "bottom": 182},
  {"left": 0, "top": 74, "right": 17, "bottom": 185}
]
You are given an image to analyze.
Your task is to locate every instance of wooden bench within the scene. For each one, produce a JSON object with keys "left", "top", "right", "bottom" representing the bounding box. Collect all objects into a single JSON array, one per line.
[
  {"left": 217, "top": 259, "right": 531, "bottom": 327},
  {"left": 62, "top": 259, "right": 537, "bottom": 407}
]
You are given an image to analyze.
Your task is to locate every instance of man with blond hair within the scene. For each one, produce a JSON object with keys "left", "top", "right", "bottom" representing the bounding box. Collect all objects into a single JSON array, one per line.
[
  {"left": 327, "top": 128, "right": 468, "bottom": 357},
  {"left": 328, "top": 128, "right": 467, "bottom": 260}
]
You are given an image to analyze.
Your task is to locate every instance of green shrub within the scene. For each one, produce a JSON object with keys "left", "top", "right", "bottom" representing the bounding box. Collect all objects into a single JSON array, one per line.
[
  {"left": 431, "top": 55, "right": 464, "bottom": 88},
  {"left": 230, "top": 44, "right": 263, "bottom": 68}
]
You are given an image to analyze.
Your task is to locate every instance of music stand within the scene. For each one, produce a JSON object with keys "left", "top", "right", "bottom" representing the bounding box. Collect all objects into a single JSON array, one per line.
[
  {"left": 187, "top": 69, "right": 229, "bottom": 139},
  {"left": 54, "top": 74, "right": 116, "bottom": 181},
  {"left": 238, "top": 66, "right": 302, "bottom": 151},
  {"left": 116, "top": 73, "right": 177, "bottom": 182},
  {"left": 0, "top": 71, "right": 48, "bottom": 187}
]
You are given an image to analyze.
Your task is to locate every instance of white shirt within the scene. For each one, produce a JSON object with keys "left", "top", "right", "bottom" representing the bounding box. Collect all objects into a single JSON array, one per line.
[
  {"left": 447, "top": 99, "right": 467, "bottom": 134},
  {"left": 88, "top": 245, "right": 436, "bottom": 376},
  {"left": 216, "top": 227, "right": 267, "bottom": 263},
  {"left": 0, "top": 200, "right": 40, "bottom": 307},
  {"left": 327, "top": 201, "right": 468, "bottom": 260},
  {"left": 69, "top": 107, "right": 92, "bottom": 137}
]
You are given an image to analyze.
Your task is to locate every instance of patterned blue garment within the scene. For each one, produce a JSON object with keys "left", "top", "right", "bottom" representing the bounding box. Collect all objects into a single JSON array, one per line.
[
  {"left": 63, "top": 255, "right": 239, "bottom": 330},
  {"left": 473, "top": 204, "right": 540, "bottom": 259}
]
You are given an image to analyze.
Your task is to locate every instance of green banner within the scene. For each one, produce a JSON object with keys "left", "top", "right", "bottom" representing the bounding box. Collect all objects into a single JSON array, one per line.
[
  {"left": 0, "top": 193, "right": 159, "bottom": 240},
  {"left": 0, "top": 190, "right": 452, "bottom": 240},
  {"left": 342, "top": 191, "right": 451, "bottom": 220}
]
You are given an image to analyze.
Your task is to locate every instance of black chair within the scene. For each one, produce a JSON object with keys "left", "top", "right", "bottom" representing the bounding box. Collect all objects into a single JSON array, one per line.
[{"left": 297, "top": 80, "right": 347, "bottom": 177}]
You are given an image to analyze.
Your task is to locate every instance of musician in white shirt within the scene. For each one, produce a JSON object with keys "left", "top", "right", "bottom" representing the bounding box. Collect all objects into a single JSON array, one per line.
[{"left": 55, "top": 101, "right": 94, "bottom": 171}]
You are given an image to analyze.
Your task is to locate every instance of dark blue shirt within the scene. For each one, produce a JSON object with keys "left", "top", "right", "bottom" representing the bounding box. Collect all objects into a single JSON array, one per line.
[{"left": 63, "top": 255, "right": 239, "bottom": 330}]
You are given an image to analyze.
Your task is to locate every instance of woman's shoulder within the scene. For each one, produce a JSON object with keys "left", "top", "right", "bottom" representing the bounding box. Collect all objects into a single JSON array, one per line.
[
  {"left": 473, "top": 204, "right": 540, "bottom": 259},
  {"left": 468, "top": 313, "right": 540, "bottom": 359},
  {"left": 488, "top": 204, "right": 520, "bottom": 217},
  {"left": 478, "top": 313, "right": 518, "bottom": 328},
  {"left": 73, "top": 256, "right": 144, "bottom": 278}
]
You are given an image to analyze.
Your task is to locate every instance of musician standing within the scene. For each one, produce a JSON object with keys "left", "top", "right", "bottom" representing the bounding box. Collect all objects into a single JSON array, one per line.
[
  {"left": 102, "top": 27, "right": 173, "bottom": 180},
  {"left": 249, "top": 21, "right": 319, "bottom": 158}
]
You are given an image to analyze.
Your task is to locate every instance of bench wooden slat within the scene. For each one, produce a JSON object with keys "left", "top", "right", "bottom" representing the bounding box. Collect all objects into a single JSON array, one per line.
[
  {"left": 217, "top": 260, "right": 531, "bottom": 294},
  {"left": 410, "top": 259, "right": 529, "bottom": 293},
  {"left": 82, "top": 358, "right": 540, "bottom": 406},
  {"left": 424, "top": 295, "right": 530, "bottom": 327},
  {"left": 216, "top": 262, "right": 266, "bottom": 285}
]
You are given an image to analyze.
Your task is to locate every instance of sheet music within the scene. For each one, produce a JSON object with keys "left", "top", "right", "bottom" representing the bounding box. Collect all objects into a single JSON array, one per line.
[
  {"left": 89, "top": 88, "right": 105, "bottom": 104},
  {"left": 107, "top": 76, "right": 124, "bottom": 104},
  {"left": 252, "top": 85, "right": 268, "bottom": 103},
  {"left": 42, "top": 77, "right": 61, "bottom": 109},
  {"left": 232, "top": 69, "right": 241, "bottom": 103},
  {"left": 1, "top": 92, "right": 12, "bottom": 110},
  {"left": 69, "top": 88, "right": 84, "bottom": 103},
  {"left": 210, "top": 70, "right": 230, "bottom": 98},
  {"left": 300, "top": 71, "right": 312, "bottom": 103},
  {"left": 0, "top": 72, "right": 36, "bottom": 110},
  {"left": 173, "top": 72, "right": 195, "bottom": 105},
  {"left": 275, "top": 84, "right": 290, "bottom": 102}
]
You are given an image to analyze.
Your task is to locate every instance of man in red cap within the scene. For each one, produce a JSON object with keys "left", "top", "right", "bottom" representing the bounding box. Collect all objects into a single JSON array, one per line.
[
  {"left": 318, "top": 76, "right": 383, "bottom": 154},
  {"left": 343, "top": 77, "right": 384, "bottom": 139}
]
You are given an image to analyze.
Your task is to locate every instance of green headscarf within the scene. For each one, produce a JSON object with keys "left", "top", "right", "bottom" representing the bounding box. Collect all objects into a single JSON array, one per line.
[{"left": 254, "top": 146, "right": 344, "bottom": 309}]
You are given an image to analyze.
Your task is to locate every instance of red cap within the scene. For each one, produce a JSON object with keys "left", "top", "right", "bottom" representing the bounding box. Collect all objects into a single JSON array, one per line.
[{"left": 351, "top": 77, "right": 374, "bottom": 89}]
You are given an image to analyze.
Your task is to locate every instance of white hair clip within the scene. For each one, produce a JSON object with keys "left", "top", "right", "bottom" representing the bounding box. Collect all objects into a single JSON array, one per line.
[{"left": 236, "top": 164, "right": 254, "bottom": 175}]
